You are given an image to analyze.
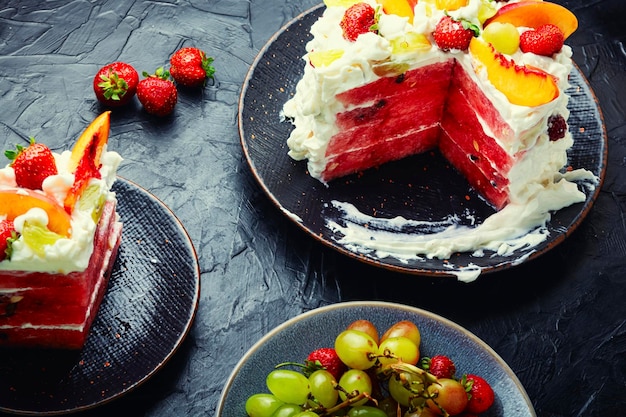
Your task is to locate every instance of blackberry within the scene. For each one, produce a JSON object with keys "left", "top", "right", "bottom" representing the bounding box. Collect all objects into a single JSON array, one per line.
[{"left": 547, "top": 114, "right": 567, "bottom": 141}]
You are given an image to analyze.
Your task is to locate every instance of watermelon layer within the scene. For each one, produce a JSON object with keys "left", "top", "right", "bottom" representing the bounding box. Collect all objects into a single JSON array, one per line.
[
  {"left": 0, "top": 200, "right": 122, "bottom": 349},
  {"left": 322, "top": 59, "right": 520, "bottom": 209}
]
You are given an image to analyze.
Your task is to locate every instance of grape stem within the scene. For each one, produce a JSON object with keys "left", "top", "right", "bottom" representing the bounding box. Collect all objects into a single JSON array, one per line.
[{"left": 319, "top": 391, "right": 376, "bottom": 416}]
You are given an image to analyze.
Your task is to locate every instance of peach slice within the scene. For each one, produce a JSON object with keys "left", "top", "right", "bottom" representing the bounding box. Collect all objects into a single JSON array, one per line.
[
  {"left": 469, "top": 38, "right": 558, "bottom": 107},
  {"left": 484, "top": 0, "right": 578, "bottom": 39},
  {"left": 0, "top": 189, "right": 71, "bottom": 236},
  {"left": 67, "top": 111, "right": 111, "bottom": 174},
  {"left": 64, "top": 111, "right": 111, "bottom": 213},
  {"left": 435, "top": 0, "right": 469, "bottom": 11},
  {"left": 377, "top": 0, "right": 418, "bottom": 23}
]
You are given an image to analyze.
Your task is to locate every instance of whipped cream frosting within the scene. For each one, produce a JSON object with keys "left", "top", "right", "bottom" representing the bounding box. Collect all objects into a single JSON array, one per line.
[
  {"left": 282, "top": 0, "right": 598, "bottom": 280},
  {"left": 0, "top": 147, "right": 122, "bottom": 274}
]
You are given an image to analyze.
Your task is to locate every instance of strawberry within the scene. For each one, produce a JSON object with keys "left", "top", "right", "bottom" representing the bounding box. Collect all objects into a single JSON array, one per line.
[
  {"left": 547, "top": 114, "right": 567, "bottom": 141},
  {"left": 340, "top": 3, "right": 377, "bottom": 42},
  {"left": 305, "top": 347, "right": 347, "bottom": 380},
  {"left": 93, "top": 62, "right": 139, "bottom": 107},
  {"left": 463, "top": 374, "right": 495, "bottom": 414},
  {"left": 421, "top": 354, "right": 456, "bottom": 379},
  {"left": 0, "top": 220, "right": 17, "bottom": 262},
  {"left": 519, "top": 24, "right": 564, "bottom": 56},
  {"left": 5, "top": 138, "right": 58, "bottom": 190},
  {"left": 170, "top": 47, "right": 216, "bottom": 87},
  {"left": 432, "top": 15, "right": 477, "bottom": 51},
  {"left": 136, "top": 67, "right": 178, "bottom": 116}
]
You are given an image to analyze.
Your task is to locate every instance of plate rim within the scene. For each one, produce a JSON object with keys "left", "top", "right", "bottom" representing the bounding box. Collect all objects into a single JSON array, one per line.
[
  {"left": 215, "top": 300, "right": 537, "bottom": 416},
  {"left": 0, "top": 176, "right": 201, "bottom": 416},
  {"left": 238, "top": 3, "right": 608, "bottom": 278}
]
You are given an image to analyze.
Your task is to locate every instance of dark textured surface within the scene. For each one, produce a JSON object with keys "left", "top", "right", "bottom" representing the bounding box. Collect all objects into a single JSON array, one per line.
[{"left": 0, "top": 1, "right": 624, "bottom": 416}]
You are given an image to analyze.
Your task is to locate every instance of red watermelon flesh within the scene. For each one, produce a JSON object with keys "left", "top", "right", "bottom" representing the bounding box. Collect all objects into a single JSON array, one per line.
[
  {"left": 0, "top": 200, "right": 122, "bottom": 349},
  {"left": 439, "top": 66, "right": 514, "bottom": 208},
  {"left": 321, "top": 58, "right": 520, "bottom": 209},
  {"left": 336, "top": 60, "right": 454, "bottom": 107},
  {"left": 439, "top": 128, "right": 509, "bottom": 210},
  {"left": 452, "top": 62, "right": 514, "bottom": 145},
  {"left": 323, "top": 62, "right": 453, "bottom": 181},
  {"left": 323, "top": 126, "right": 440, "bottom": 180}
]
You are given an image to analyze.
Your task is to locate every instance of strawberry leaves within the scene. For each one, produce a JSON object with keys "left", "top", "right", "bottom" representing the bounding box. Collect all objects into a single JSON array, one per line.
[{"left": 5, "top": 137, "right": 58, "bottom": 190}]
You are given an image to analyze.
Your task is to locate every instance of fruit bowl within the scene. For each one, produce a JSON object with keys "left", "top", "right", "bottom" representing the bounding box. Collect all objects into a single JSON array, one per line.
[{"left": 215, "top": 301, "right": 535, "bottom": 416}]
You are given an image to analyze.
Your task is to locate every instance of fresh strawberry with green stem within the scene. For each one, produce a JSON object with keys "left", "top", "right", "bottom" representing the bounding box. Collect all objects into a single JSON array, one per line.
[
  {"left": 520, "top": 24, "right": 564, "bottom": 56},
  {"left": 0, "top": 220, "right": 17, "bottom": 262},
  {"left": 93, "top": 62, "right": 139, "bottom": 107},
  {"left": 340, "top": 2, "right": 378, "bottom": 42},
  {"left": 421, "top": 354, "right": 456, "bottom": 379},
  {"left": 170, "top": 47, "right": 216, "bottom": 87},
  {"left": 463, "top": 374, "right": 495, "bottom": 414},
  {"left": 305, "top": 347, "right": 347, "bottom": 380},
  {"left": 433, "top": 15, "right": 478, "bottom": 51},
  {"left": 5, "top": 138, "right": 58, "bottom": 190},
  {"left": 136, "top": 67, "right": 178, "bottom": 116}
]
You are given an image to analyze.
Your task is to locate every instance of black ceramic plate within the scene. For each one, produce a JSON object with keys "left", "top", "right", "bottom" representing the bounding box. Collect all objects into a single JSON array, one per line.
[
  {"left": 239, "top": 4, "right": 607, "bottom": 277},
  {"left": 216, "top": 301, "right": 535, "bottom": 417},
  {"left": 0, "top": 178, "right": 200, "bottom": 415}
]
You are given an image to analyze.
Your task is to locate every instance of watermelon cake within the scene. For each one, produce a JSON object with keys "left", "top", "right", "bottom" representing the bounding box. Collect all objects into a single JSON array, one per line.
[
  {"left": 0, "top": 111, "right": 123, "bottom": 349},
  {"left": 283, "top": 0, "right": 595, "bottom": 264}
]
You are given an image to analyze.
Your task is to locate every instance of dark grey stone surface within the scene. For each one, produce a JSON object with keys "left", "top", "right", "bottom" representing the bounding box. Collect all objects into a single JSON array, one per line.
[{"left": 0, "top": 1, "right": 624, "bottom": 416}]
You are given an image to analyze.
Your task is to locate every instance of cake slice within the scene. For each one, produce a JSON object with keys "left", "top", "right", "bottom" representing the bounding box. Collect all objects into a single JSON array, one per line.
[{"left": 0, "top": 111, "right": 123, "bottom": 349}]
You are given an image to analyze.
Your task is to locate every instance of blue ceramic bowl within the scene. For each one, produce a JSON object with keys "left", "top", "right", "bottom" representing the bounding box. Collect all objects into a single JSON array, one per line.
[{"left": 216, "top": 301, "right": 535, "bottom": 417}]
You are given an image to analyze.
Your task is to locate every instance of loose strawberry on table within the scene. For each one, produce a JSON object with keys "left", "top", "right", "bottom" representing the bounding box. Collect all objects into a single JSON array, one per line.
[
  {"left": 170, "top": 47, "right": 216, "bottom": 87},
  {"left": 93, "top": 61, "right": 139, "bottom": 107},
  {"left": 5, "top": 138, "right": 58, "bottom": 190},
  {"left": 136, "top": 67, "right": 178, "bottom": 116}
]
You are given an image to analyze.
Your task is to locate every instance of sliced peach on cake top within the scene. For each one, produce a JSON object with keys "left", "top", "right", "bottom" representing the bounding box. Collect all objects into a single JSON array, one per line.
[
  {"left": 469, "top": 38, "right": 558, "bottom": 107},
  {"left": 0, "top": 189, "right": 71, "bottom": 236},
  {"left": 67, "top": 111, "right": 111, "bottom": 174},
  {"left": 64, "top": 111, "right": 111, "bottom": 213},
  {"left": 484, "top": 0, "right": 578, "bottom": 39},
  {"left": 376, "top": 0, "right": 418, "bottom": 23},
  {"left": 435, "top": 0, "right": 468, "bottom": 11}
]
